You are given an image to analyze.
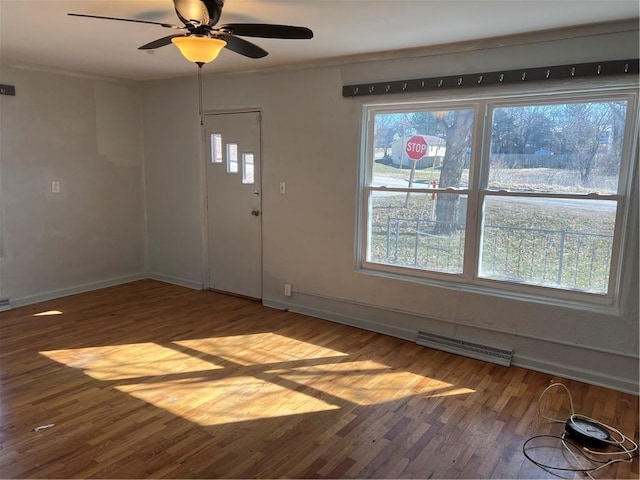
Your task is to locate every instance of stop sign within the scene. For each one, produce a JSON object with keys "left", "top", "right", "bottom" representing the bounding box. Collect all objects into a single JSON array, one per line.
[{"left": 405, "top": 135, "right": 428, "bottom": 160}]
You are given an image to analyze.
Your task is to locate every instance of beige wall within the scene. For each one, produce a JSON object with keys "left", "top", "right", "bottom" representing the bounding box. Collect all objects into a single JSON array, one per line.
[{"left": 0, "top": 67, "right": 146, "bottom": 304}]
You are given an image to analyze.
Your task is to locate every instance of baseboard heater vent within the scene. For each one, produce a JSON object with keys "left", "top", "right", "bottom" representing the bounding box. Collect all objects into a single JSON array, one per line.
[
  {"left": 416, "top": 331, "right": 512, "bottom": 367},
  {"left": 0, "top": 299, "right": 11, "bottom": 312}
]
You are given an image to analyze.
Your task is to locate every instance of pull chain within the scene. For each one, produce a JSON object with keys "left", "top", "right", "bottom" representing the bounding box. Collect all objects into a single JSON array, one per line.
[{"left": 197, "top": 64, "right": 204, "bottom": 126}]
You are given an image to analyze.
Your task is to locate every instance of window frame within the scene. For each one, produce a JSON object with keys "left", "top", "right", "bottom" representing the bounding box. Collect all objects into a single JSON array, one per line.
[{"left": 358, "top": 85, "right": 638, "bottom": 310}]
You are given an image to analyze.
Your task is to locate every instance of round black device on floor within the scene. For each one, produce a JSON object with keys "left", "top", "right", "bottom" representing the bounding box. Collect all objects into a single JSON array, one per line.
[{"left": 565, "top": 416, "right": 611, "bottom": 447}]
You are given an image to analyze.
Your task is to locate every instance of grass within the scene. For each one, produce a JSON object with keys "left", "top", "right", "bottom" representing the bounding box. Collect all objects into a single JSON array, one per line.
[{"left": 373, "top": 162, "right": 453, "bottom": 185}]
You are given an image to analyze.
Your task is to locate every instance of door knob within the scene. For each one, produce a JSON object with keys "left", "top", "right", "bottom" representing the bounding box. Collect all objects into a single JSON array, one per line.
[{"left": 251, "top": 210, "right": 260, "bottom": 216}]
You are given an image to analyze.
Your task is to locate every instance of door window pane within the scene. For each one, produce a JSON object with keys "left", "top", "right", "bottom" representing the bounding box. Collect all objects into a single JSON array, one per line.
[
  {"left": 210, "top": 134, "right": 223, "bottom": 163},
  {"left": 242, "top": 153, "right": 255, "bottom": 184},
  {"left": 227, "top": 143, "right": 238, "bottom": 173}
]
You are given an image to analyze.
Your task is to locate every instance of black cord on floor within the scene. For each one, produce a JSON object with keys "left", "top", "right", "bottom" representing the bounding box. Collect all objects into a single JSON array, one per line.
[{"left": 523, "top": 434, "right": 609, "bottom": 473}]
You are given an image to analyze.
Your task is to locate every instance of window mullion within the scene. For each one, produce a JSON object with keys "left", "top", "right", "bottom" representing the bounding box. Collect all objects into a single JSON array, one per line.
[{"left": 463, "top": 101, "right": 488, "bottom": 283}]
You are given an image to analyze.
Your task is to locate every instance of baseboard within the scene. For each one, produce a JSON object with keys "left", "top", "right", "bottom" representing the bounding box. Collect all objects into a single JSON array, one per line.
[
  {"left": 264, "top": 295, "right": 639, "bottom": 395},
  {"left": 10, "top": 273, "right": 147, "bottom": 308},
  {"left": 263, "top": 298, "right": 417, "bottom": 343},
  {"left": 513, "top": 354, "right": 639, "bottom": 395},
  {"left": 146, "top": 272, "right": 203, "bottom": 291},
  {"left": 7, "top": 272, "right": 202, "bottom": 309}
]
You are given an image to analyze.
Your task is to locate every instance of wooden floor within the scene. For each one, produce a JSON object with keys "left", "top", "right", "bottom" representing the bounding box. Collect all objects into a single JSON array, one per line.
[{"left": 0, "top": 280, "right": 637, "bottom": 479}]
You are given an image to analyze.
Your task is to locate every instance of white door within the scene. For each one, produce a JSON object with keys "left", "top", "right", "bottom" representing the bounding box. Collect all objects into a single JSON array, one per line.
[{"left": 204, "top": 111, "right": 262, "bottom": 299}]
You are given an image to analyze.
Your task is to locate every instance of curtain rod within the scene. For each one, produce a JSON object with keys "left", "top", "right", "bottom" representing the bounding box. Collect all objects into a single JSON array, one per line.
[{"left": 342, "top": 59, "right": 639, "bottom": 97}]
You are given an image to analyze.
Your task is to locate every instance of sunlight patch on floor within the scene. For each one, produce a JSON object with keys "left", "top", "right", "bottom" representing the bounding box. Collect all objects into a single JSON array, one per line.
[
  {"left": 272, "top": 359, "right": 474, "bottom": 405},
  {"left": 41, "top": 332, "right": 474, "bottom": 427},
  {"left": 174, "top": 333, "right": 348, "bottom": 366},
  {"left": 33, "top": 310, "right": 63, "bottom": 316},
  {"left": 116, "top": 375, "right": 340, "bottom": 426},
  {"left": 42, "top": 342, "right": 223, "bottom": 381}
]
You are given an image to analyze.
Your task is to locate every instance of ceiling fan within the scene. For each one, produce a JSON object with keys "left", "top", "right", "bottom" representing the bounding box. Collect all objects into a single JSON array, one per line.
[{"left": 68, "top": 0, "right": 313, "bottom": 66}]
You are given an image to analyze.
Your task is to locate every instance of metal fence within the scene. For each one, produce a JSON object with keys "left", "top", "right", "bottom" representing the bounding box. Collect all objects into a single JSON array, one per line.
[{"left": 385, "top": 217, "right": 613, "bottom": 293}]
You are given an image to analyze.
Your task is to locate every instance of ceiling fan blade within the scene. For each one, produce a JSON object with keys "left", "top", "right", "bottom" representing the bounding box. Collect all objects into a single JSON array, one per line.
[
  {"left": 68, "top": 13, "right": 182, "bottom": 29},
  {"left": 138, "top": 34, "right": 186, "bottom": 50},
  {"left": 218, "top": 23, "right": 313, "bottom": 39},
  {"left": 215, "top": 32, "right": 268, "bottom": 59}
]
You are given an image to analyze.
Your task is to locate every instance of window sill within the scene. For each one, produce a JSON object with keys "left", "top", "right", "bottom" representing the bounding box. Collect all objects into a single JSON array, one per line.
[{"left": 357, "top": 265, "right": 621, "bottom": 316}]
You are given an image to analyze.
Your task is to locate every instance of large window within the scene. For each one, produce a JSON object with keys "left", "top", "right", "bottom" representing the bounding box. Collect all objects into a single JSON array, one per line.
[{"left": 360, "top": 89, "right": 637, "bottom": 306}]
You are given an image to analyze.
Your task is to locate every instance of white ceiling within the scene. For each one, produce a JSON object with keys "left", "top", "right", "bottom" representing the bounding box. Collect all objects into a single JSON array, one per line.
[{"left": 1, "top": 0, "right": 638, "bottom": 81}]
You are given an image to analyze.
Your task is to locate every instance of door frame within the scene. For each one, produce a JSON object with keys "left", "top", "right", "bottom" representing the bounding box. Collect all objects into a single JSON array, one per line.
[{"left": 200, "top": 108, "right": 263, "bottom": 297}]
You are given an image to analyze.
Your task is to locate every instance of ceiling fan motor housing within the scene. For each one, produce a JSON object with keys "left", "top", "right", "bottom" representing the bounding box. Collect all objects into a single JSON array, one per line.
[{"left": 174, "top": 0, "right": 224, "bottom": 26}]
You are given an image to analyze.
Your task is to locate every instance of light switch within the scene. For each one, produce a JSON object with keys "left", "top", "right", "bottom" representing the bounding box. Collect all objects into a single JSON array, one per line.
[
  {"left": 279, "top": 181, "right": 286, "bottom": 194},
  {"left": 51, "top": 181, "right": 61, "bottom": 193}
]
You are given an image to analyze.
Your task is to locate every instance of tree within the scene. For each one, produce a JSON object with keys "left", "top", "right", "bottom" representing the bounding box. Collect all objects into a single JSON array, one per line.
[
  {"left": 491, "top": 105, "right": 558, "bottom": 155},
  {"left": 561, "top": 103, "right": 610, "bottom": 186},
  {"left": 374, "top": 114, "right": 400, "bottom": 159},
  {"left": 491, "top": 109, "right": 519, "bottom": 154},
  {"left": 600, "top": 101, "right": 627, "bottom": 176},
  {"left": 519, "top": 106, "right": 556, "bottom": 154},
  {"left": 408, "top": 111, "right": 443, "bottom": 136},
  {"left": 434, "top": 110, "right": 474, "bottom": 234}
]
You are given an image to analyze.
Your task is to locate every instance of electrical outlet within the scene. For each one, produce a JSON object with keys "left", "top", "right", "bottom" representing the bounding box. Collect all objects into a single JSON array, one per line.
[
  {"left": 284, "top": 283, "right": 292, "bottom": 297},
  {"left": 0, "top": 84, "right": 16, "bottom": 96}
]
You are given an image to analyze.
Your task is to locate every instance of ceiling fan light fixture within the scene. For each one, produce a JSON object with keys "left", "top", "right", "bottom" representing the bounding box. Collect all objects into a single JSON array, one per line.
[{"left": 171, "top": 36, "right": 226, "bottom": 65}]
